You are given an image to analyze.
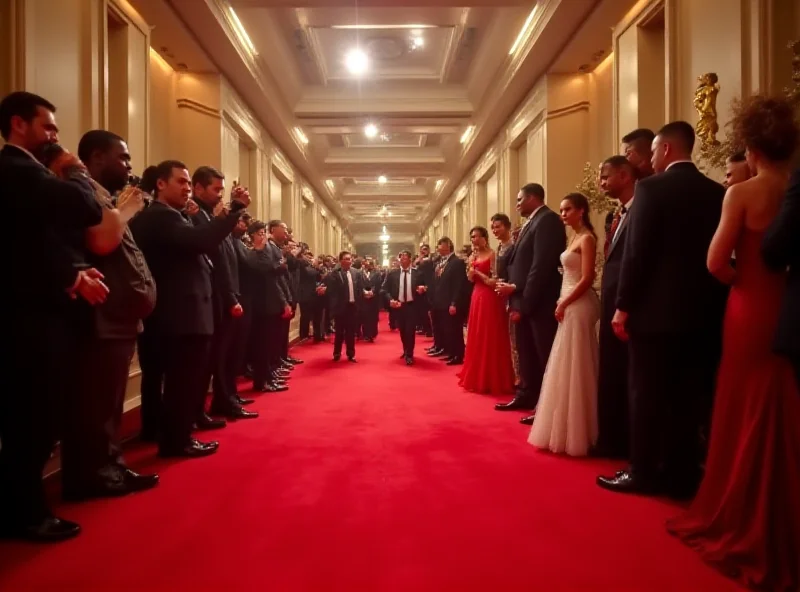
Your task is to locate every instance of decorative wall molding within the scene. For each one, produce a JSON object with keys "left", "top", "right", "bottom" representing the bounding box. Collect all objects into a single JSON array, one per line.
[
  {"left": 271, "top": 149, "right": 294, "bottom": 182},
  {"left": 176, "top": 97, "right": 221, "bottom": 119},
  {"left": 546, "top": 101, "right": 591, "bottom": 120},
  {"left": 301, "top": 186, "right": 315, "bottom": 203}
]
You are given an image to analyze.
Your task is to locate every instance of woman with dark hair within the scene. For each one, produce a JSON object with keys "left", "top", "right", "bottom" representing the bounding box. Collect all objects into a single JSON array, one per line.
[
  {"left": 457, "top": 225, "right": 515, "bottom": 395},
  {"left": 667, "top": 94, "right": 800, "bottom": 592},
  {"left": 527, "top": 192, "right": 600, "bottom": 456}
]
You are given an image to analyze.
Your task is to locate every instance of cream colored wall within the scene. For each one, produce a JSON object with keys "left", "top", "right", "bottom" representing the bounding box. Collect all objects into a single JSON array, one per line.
[{"left": 148, "top": 50, "right": 177, "bottom": 166}]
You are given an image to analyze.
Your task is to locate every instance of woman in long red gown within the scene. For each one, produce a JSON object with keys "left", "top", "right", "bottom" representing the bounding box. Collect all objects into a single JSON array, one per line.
[
  {"left": 458, "top": 226, "right": 515, "bottom": 395},
  {"left": 666, "top": 95, "right": 800, "bottom": 592}
]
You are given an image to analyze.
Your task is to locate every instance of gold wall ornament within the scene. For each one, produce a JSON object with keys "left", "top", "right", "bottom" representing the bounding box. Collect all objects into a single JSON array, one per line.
[
  {"left": 694, "top": 72, "right": 721, "bottom": 148},
  {"left": 574, "top": 162, "right": 617, "bottom": 293},
  {"left": 786, "top": 39, "right": 799, "bottom": 107}
]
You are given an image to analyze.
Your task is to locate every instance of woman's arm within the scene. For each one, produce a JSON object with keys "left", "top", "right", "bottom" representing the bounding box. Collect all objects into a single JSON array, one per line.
[
  {"left": 472, "top": 252, "right": 497, "bottom": 287},
  {"left": 707, "top": 186, "right": 742, "bottom": 285},
  {"left": 558, "top": 235, "right": 597, "bottom": 309}
]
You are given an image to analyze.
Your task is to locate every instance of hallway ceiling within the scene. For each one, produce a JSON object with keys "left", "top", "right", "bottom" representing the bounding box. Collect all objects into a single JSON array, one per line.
[{"left": 144, "top": 0, "right": 603, "bottom": 244}]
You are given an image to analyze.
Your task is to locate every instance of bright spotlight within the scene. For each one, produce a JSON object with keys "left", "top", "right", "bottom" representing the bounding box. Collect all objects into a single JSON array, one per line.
[
  {"left": 378, "top": 175, "right": 387, "bottom": 184},
  {"left": 364, "top": 123, "right": 378, "bottom": 138},
  {"left": 411, "top": 36, "right": 424, "bottom": 49},
  {"left": 345, "top": 48, "right": 369, "bottom": 75}
]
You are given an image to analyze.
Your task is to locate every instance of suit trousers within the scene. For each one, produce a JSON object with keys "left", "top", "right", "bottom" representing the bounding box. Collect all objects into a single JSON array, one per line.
[
  {"left": 416, "top": 299, "right": 432, "bottom": 335},
  {"left": 0, "top": 316, "right": 75, "bottom": 528},
  {"left": 61, "top": 338, "right": 136, "bottom": 489},
  {"left": 435, "top": 307, "right": 465, "bottom": 359},
  {"left": 361, "top": 299, "right": 380, "bottom": 339},
  {"left": 298, "top": 300, "right": 318, "bottom": 340},
  {"left": 159, "top": 335, "right": 212, "bottom": 452},
  {"left": 251, "top": 313, "right": 280, "bottom": 386},
  {"left": 137, "top": 330, "right": 165, "bottom": 439},
  {"left": 281, "top": 312, "right": 292, "bottom": 359},
  {"left": 207, "top": 312, "right": 242, "bottom": 414},
  {"left": 334, "top": 303, "right": 358, "bottom": 358},
  {"left": 595, "top": 315, "right": 630, "bottom": 458},
  {"left": 396, "top": 302, "right": 418, "bottom": 356},
  {"left": 514, "top": 311, "right": 558, "bottom": 405},
  {"left": 628, "top": 331, "right": 719, "bottom": 490}
]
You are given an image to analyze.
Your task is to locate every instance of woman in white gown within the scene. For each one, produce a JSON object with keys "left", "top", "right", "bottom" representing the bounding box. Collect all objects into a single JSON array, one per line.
[{"left": 528, "top": 192, "right": 601, "bottom": 457}]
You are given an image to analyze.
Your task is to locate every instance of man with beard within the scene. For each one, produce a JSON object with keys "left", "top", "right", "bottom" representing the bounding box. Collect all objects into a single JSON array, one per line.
[
  {"left": 0, "top": 92, "right": 111, "bottom": 541},
  {"left": 56, "top": 130, "right": 159, "bottom": 501}
]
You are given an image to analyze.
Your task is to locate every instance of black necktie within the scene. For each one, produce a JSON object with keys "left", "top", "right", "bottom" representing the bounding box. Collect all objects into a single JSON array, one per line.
[{"left": 402, "top": 271, "right": 408, "bottom": 302}]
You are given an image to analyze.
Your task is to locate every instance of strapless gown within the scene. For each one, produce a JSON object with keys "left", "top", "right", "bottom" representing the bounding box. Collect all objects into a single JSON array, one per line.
[
  {"left": 667, "top": 229, "right": 800, "bottom": 592},
  {"left": 528, "top": 250, "right": 600, "bottom": 456}
]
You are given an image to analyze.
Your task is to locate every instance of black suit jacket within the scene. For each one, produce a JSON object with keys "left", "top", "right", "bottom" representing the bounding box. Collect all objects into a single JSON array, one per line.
[
  {"left": 130, "top": 200, "right": 240, "bottom": 336},
  {"left": 324, "top": 266, "right": 366, "bottom": 316},
  {"left": 1, "top": 145, "right": 102, "bottom": 312},
  {"left": 382, "top": 267, "right": 425, "bottom": 303},
  {"left": 616, "top": 162, "right": 727, "bottom": 335},
  {"left": 432, "top": 255, "right": 469, "bottom": 311},
  {"left": 191, "top": 201, "right": 240, "bottom": 314},
  {"left": 506, "top": 206, "right": 566, "bottom": 316},
  {"left": 762, "top": 167, "right": 800, "bottom": 358},
  {"left": 297, "top": 263, "right": 321, "bottom": 303},
  {"left": 246, "top": 244, "right": 289, "bottom": 316},
  {"left": 600, "top": 204, "right": 632, "bottom": 321}
]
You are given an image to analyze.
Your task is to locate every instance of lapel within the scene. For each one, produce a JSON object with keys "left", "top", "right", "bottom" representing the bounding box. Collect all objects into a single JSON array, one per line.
[
  {"left": 509, "top": 208, "right": 544, "bottom": 262},
  {"left": 607, "top": 209, "right": 631, "bottom": 259}
]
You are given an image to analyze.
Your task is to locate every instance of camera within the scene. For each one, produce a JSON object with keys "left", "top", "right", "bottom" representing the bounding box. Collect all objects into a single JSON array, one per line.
[{"left": 128, "top": 174, "right": 154, "bottom": 208}]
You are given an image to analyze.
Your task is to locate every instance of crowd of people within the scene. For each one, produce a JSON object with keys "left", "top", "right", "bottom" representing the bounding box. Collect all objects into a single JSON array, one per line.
[{"left": 1, "top": 87, "right": 798, "bottom": 590}]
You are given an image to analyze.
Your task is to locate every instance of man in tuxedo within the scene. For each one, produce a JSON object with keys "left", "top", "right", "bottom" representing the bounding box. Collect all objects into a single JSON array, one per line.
[
  {"left": 383, "top": 250, "right": 427, "bottom": 365},
  {"left": 598, "top": 121, "right": 726, "bottom": 498},
  {"left": 495, "top": 183, "right": 565, "bottom": 413},
  {"left": 189, "top": 167, "right": 257, "bottom": 422},
  {"left": 762, "top": 167, "right": 800, "bottom": 388},
  {"left": 621, "top": 128, "right": 655, "bottom": 179},
  {"left": 414, "top": 244, "right": 435, "bottom": 338},
  {"left": 593, "top": 155, "right": 637, "bottom": 457},
  {"left": 130, "top": 160, "right": 250, "bottom": 458},
  {"left": 325, "top": 251, "right": 365, "bottom": 362},
  {"left": 0, "top": 91, "right": 109, "bottom": 542},
  {"left": 429, "top": 237, "right": 468, "bottom": 365}
]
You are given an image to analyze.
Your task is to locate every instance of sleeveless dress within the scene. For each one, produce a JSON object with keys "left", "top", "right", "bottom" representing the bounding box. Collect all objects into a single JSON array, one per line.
[
  {"left": 666, "top": 230, "right": 800, "bottom": 592},
  {"left": 458, "top": 257, "right": 515, "bottom": 395},
  {"left": 528, "top": 250, "right": 600, "bottom": 456}
]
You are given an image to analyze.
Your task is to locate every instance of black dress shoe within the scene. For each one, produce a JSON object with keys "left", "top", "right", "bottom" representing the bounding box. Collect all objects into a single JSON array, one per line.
[
  {"left": 1, "top": 516, "right": 81, "bottom": 543},
  {"left": 405, "top": 356, "right": 414, "bottom": 366},
  {"left": 121, "top": 468, "right": 160, "bottom": 492},
  {"left": 427, "top": 348, "right": 445, "bottom": 357},
  {"left": 520, "top": 415, "right": 535, "bottom": 425},
  {"left": 348, "top": 357, "right": 357, "bottom": 363},
  {"left": 63, "top": 467, "right": 159, "bottom": 501},
  {"left": 257, "top": 382, "right": 287, "bottom": 393},
  {"left": 236, "top": 396, "right": 255, "bottom": 405},
  {"left": 446, "top": 357, "right": 463, "bottom": 365},
  {"left": 333, "top": 354, "right": 341, "bottom": 361},
  {"left": 596, "top": 470, "right": 660, "bottom": 495},
  {"left": 495, "top": 396, "right": 536, "bottom": 411},
  {"left": 194, "top": 414, "right": 226, "bottom": 431},
  {"left": 225, "top": 407, "right": 259, "bottom": 420},
  {"left": 159, "top": 439, "right": 219, "bottom": 458},
  {"left": 286, "top": 356, "right": 303, "bottom": 364}
]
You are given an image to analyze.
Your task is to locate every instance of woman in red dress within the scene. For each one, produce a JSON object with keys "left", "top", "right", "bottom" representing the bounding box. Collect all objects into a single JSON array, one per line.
[
  {"left": 666, "top": 95, "right": 800, "bottom": 591},
  {"left": 458, "top": 226, "right": 516, "bottom": 395}
]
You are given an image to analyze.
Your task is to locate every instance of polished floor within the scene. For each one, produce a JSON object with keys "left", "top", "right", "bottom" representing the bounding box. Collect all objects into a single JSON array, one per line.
[{"left": 0, "top": 318, "right": 743, "bottom": 591}]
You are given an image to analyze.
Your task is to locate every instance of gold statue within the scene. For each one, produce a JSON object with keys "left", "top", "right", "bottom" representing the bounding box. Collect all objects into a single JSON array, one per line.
[{"left": 694, "top": 73, "right": 721, "bottom": 147}]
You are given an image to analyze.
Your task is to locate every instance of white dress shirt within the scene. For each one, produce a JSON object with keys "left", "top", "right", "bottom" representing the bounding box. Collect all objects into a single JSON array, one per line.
[
  {"left": 345, "top": 269, "right": 355, "bottom": 303},
  {"left": 399, "top": 267, "right": 413, "bottom": 302}
]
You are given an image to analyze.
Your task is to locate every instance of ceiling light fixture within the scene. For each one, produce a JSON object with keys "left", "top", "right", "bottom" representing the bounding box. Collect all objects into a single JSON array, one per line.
[
  {"left": 345, "top": 48, "right": 369, "bottom": 75},
  {"left": 228, "top": 7, "right": 257, "bottom": 56},
  {"left": 460, "top": 125, "right": 475, "bottom": 144},
  {"left": 379, "top": 233, "right": 391, "bottom": 242},
  {"left": 509, "top": 6, "right": 539, "bottom": 56},
  {"left": 410, "top": 35, "right": 424, "bottom": 50},
  {"left": 294, "top": 127, "right": 309, "bottom": 145},
  {"left": 332, "top": 24, "right": 435, "bottom": 30},
  {"left": 378, "top": 175, "right": 387, "bottom": 184},
  {"left": 364, "top": 123, "right": 378, "bottom": 138}
]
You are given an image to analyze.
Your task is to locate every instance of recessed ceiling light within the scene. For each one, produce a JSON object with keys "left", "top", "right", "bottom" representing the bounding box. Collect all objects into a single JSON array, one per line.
[
  {"left": 345, "top": 48, "right": 369, "bottom": 75},
  {"left": 332, "top": 24, "right": 435, "bottom": 30},
  {"left": 411, "top": 35, "right": 424, "bottom": 49},
  {"left": 364, "top": 123, "right": 378, "bottom": 138},
  {"left": 378, "top": 175, "right": 387, "bottom": 184}
]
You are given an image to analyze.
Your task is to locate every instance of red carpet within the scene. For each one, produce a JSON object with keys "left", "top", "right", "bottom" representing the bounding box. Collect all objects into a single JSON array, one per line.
[{"left": 0, "top": 316, "right": 744, "bottom": 591}]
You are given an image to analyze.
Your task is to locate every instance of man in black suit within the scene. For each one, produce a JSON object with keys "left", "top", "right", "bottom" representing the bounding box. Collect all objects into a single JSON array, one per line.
[
  {"left": 495, "top": 183, "right": 566, "bottom": 413},
  {"left": 414, "top": 244, "right": 435, "bottom": 338},
  {"left": 0, "top": 91, "right": 109, "bottom": 542},
  {"left": 297, "top": 250, "right": 322, "bottom": 341},
  {"left": 324, "top": 250, "right": 365, "bottom": 362},
  {"left": 430, "top": 237, "right": 468, "bottom": 365},
  {"left": 245, "top": 221, "right": 291, "bottom": 392},
  {"left": 598, "top": 121, "right": 726, "bottom": 498},
  {"left": 383, "top": 250, "right": 427, "bottom": 365},
  {"left": 593, "top": 156, "right": 637, "bottom": 458},
  {"left": 130, "top": 160, "right": 250, "bottom": 458},
  {"left": 361, "top": 258, "right": 383, "bottom": 341},
  {"left": 190, "top": 167, "right": 257, "bottom": 422},
  {"left": 763, "top": 167, "right": 800, "bottom": 388}
]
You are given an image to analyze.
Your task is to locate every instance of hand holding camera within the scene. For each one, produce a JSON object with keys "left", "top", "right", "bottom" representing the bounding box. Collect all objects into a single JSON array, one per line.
[{"left": 231, "top": 183, "right": 251, "bottom": 209}]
